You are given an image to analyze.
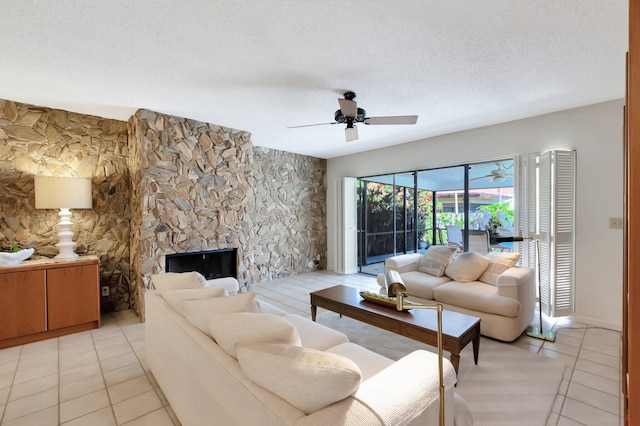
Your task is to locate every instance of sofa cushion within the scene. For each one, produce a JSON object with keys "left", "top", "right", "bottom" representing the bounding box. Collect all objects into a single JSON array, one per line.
[
  {"left": 445, "top": 251, "right": 490, "bottom": 282},
  {"left": 151, "top": 271, "right": 206, "bottom": 290},
  {"left": 204, "top": 277, "right": 240, "bottom": 295},
  {"left": 417, "top": 246, "right": 457, "bottom": 277},
  {"left": 433, "top": 281, "right": 522, "bottom": 317},
  {"left": 236, "top": 342, "right": 362, "bottom": 414},
  {"left": 208, "top": 312, "right": 302, "bottom": 358},
  {"left": 479, "top": 252, "right": 521, "bottom": 285},
  {"left": 282, "top": 314, "right": 349, "bottom": 351},
  {"left": 178, "top": 292, "right": 260, "bottom": 335},
  {"left": 325, "top": 342, "right": 394, "bottom": 381},
  {"left": 401, "top": 271, "right": 451, "bottom": 300},
  {"left": 256, "top": 299, "right": 289, "bottom": 316},
  {"left": 161, "top": 287, "right": 226, "bottom": 311}
]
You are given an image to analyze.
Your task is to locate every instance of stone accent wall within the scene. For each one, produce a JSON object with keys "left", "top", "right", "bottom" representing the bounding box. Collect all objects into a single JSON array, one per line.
[
  {"left": 0, "top": 100, "right": 327, "bottom": 319},
  {"left": 251, "top": 147, "right": 327, "bottom": 280},
  {"left": 0, "top": 100, "right": 131, "bottom": 311},
  {"left": 128, "top": 109, "right": 327, "bottom": 317}
]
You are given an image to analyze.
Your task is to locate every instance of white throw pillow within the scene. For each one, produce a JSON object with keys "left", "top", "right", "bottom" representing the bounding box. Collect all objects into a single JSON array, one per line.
[
  {"left": 208, "top": 312, "right": 301, "bottom": 358},
  {"left": 151, "top": 271, "right": 207, "bottom": 290},
  {"left": 204, "top": 277, "right": 240, "bottom": 294},
  {"left": 479, "top": 252, "right": 521, "bottom": 285},
  {"left": 417, "top": 246, "right": 457, "bottom": 277},
  {"left": 161, "top": 287, "right": 226, "bottom": 311},
  {"left": 445, "top": 251, "right": 490, "bottom": 282},
  {"left": 236, "top": 342, "right": 362, "bottom": 414},
  {"left": 178, "top": 292, "right": 260, "bottom": 335}
]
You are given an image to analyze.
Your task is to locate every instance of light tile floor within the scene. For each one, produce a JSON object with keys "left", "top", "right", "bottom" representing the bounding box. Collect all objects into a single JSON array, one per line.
[
  {"left": 0, "top": 271, "right": 623, "bottom": 426},
  {"left": 0, "top": 311, "right": 179, "bottom": 426}
]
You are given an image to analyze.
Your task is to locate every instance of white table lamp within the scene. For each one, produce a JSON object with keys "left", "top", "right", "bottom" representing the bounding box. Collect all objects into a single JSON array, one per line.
[{"left": 34, "top": 176, "right": 92, "bottom": 260}]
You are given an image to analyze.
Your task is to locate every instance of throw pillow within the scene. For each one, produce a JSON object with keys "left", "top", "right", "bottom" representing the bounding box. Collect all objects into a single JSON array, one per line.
[
  {"left": 479, "top": 252, "right": 521, "bottom": 285},
  {"left": 161, "top": 287, "right": 226, "bottom": 311},
  {"left": 204, "top": 277, "right": 240, "bottom": 294},
  {"left": 208, "top": 312, "right": 301, "bottom": 358},
  {"left": 445, "top": 251, "right": 490, "bottom": 282},
  {"left": 236, "top": 342, "right": 362, "bottom": 414},
  {"left": 178, "top": 292, "right": 260, "bottom": 336},
  {"left": 417, "top": 246, "right": 457, "bottom": 277},
  {"left": 151, "top": 271, "right": 207, "bottom": 290}
]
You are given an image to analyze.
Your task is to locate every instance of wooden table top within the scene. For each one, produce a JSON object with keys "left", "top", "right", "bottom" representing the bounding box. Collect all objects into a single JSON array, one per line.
[{"left": 310, "top": 284, "right": 480, "bottom": 339}]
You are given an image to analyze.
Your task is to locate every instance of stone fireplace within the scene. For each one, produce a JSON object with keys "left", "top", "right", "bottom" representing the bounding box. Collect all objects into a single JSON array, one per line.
[
  {"left": 128, "top": 109, "right": 327, "bottom": 317},
  {"left": 165, "top": 248, "right": 237, "bottom": 280}
]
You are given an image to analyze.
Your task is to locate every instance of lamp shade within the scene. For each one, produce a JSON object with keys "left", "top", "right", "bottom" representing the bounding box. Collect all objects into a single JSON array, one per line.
[{"left": 34, "top": 176, "right": 93, "bottom": 209}]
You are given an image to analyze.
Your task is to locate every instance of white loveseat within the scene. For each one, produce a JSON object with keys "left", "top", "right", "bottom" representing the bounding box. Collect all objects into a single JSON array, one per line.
[
  {"left": 146, "top": 273, "right": 473, "bottom": 425},
  {"left": 378, "top": 248, "right": 535, "bottom": 342}
]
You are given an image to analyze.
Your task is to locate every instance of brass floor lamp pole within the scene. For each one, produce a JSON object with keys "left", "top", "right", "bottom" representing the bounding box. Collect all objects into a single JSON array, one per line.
[
  {"left": 386, "top": 271, "right": 445, "bottom": 426},
  {"left": 524, "top": 238, "right": 556, "bottom": 342},
  {"left": 494, "top": 236, "right": 556, "bottom": 342}
]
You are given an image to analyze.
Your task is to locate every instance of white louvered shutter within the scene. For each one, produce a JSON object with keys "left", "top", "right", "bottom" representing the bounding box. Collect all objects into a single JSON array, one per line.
[
  {"left": 538, "top": 151, "right": 552, "bottom": 315},
  {"left": 519, "top": 150, "right": 576, "bottom": 317},
  {"left": 551, "top": 150, "right": 576, "bottom": 317},
  {"left": 337, "top": 177, "right": 358, "bottom": 274}
]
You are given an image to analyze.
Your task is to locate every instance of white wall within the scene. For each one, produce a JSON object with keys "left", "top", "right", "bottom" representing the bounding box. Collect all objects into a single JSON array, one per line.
[{"left": 327, "top": 100, "right": 624, "bottom": 329}]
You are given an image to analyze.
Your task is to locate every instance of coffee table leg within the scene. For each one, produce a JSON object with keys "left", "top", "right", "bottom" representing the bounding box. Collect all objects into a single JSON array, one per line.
[
  {"left": 450, "top": 353, "right": 460, "bottom": 375},
  {"left": 473, "top": 326, "right": 480, "bottom": 365},
  {"left": 311, "top": 305, "right": 317, "bottom": 321}
]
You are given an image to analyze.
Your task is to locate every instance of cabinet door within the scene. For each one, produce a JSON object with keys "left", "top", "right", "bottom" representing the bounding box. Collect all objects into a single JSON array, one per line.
[
  {"left": 0, "top": 270, "right": 47, "bottom": 340},
  {"left": 47, "top": 264, "right": 99, "bottom": 330}
]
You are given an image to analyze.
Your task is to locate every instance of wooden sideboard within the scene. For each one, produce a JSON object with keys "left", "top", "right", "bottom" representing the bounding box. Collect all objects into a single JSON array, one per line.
[{"left": 0, "top": 255, "right": 100, "bottom": 349}]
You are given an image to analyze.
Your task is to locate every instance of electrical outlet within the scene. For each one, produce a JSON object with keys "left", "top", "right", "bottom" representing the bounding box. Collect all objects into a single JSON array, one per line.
[
  {"left": 101, "top": 286, "right": 109, "bottom": 296},
  {"left": 610, "top": 217, "right": 623, "bottom": 229}
]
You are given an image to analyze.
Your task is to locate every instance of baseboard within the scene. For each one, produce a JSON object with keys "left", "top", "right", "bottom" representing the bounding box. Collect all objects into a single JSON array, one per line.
[{"left": 569, "top": 314, "right": 622, "bottom": 332}]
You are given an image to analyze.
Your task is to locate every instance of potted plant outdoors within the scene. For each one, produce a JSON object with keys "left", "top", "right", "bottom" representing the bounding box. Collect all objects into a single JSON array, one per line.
[
  {"left": 0, "top": 239, "right": 35, "bottom": 267},
  {"left": 477, "top": 201, "right": 513, "bottom": 244},
  {"left": 486, "top": 215, "right": 502, "bottom": 243}
]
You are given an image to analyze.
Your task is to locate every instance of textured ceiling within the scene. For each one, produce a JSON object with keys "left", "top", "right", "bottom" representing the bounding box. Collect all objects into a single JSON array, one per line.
[{"left": 0, "top": 1, "right": 628, "bottom": 159}]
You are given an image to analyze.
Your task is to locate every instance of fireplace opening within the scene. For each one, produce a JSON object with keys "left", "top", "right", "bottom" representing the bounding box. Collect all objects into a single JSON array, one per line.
[{"left": 165, "top": 248, "right": 237, "bottom": 280}]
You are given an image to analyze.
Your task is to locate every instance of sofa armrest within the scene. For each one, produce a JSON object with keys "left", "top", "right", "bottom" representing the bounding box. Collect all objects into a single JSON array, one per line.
[
  {"left": 497, "top": 266, "right": 535, "bottom": 302},
  {"left": 355, "top": 349, "right": 457, "bottom": 425},
  {"left": 496, "top": 266, "right": 534, "bottom": 288},
  {"left": 384, "top": 253, "right": 422, "bottom": 274}
]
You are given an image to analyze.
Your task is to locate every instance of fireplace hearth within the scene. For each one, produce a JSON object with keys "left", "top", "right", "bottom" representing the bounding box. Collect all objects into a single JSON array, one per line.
[{"left": 165, "top": 248, "right": 237, "bottom": 280}]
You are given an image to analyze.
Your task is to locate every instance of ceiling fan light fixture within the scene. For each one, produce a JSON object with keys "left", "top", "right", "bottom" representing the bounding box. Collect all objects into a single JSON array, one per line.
[
  {"left": 345, "top": 122, "right": 358, "bottom": 142},
  {"left": 288, "top": 91, "right": 418, "bottom": 143}
]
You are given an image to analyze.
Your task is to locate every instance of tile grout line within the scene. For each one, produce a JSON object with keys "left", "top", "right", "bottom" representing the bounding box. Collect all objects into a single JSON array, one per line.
[
  {"left": 91, "top": 325, "right": 119, "bottom": 426},
  {"left": 115, "top": 315, "right": 176, "bottom": 426},
  {"left": 0, "top": 345, "right": 22, "bottom": 425},
  {"left": 553, "top": 324, "right": 584, "bottom": 425},
  {"left": 58, "top": 336, "right": 61, "bottom": 426},
  {"left": 551, "top": 324, "right": 622, "bottom": 424}
]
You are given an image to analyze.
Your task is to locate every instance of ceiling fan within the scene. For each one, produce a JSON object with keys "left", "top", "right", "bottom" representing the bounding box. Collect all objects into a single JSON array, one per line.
[
  {"left": 470, "top": 161, "right": 514, "bottom": 182},
  {"left": 287, "top": 91, "right": 418, "bottom": 142}
]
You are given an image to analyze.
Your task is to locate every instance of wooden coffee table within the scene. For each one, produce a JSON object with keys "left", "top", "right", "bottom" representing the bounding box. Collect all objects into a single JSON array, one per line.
[{"left": 310, "top": 284, "right": 480, "bottom": 375}]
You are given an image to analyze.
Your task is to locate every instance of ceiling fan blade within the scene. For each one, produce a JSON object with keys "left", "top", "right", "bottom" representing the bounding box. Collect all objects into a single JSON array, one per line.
[
  {"left": 287, "top": 122, "right": 337, "bottom": 128},
  {"left": 338, "top": 98, "right": 358, "bottom": 118},
  {"left": 364, "top": 115, "right": 418, "bottom": 125},
  {"left": 470, "top": 175, "right": 491, "bottom": 181},
  {"left": 345, "top": 124, "right": 359, "bottom": 142}
]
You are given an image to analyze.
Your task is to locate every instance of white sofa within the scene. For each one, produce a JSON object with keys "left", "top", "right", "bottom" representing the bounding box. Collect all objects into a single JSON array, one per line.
[
  {"left": 145, "top": 273, "right": 473, "bottom": 425},
  {"left": 378, "top": 248, "right": 535, "bottom": 342}
]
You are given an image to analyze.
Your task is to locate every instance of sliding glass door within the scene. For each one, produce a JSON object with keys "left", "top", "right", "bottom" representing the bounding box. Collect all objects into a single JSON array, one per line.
[{"left": 358, "top": 159, "right": 515, "bottom": 275}]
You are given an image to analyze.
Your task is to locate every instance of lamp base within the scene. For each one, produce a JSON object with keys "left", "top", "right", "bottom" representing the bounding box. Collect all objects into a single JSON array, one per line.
[
  {"left": 55, "top": 208, "right": 79, "bottom": 261},
  {"left": 526, "top": 325, "right": 556, "bottom": 342}
]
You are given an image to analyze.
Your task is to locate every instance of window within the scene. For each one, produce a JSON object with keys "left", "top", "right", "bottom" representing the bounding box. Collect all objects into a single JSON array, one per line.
[{"left": 357, "top": 159, "right": 515, "bottom": 274}]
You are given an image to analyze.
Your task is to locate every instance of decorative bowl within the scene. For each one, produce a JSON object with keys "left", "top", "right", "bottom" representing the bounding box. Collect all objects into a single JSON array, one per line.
[{"left": 0, "top": 248, "right": 35, "bottom": 267}]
